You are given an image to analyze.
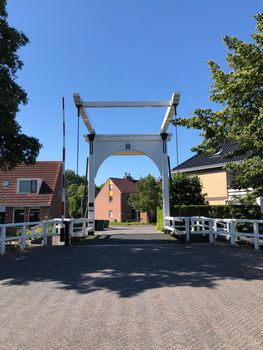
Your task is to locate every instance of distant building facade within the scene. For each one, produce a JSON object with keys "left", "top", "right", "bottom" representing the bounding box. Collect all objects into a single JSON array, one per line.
[
  {"left": 0, "top": 161, "right": 62, "bottom": 224},
  {"left": 172, "top": 142, "right": 252, "bottom": 205},
  {"left": 95, "top": 176, "right": 148, "bottom": 223}
]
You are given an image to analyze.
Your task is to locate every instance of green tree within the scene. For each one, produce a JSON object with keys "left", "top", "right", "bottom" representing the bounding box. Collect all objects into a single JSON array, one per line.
[
  {"left": 170, "top": 173, "right": 206, "bottom": 206},
  {"left": 65, "top": 169, "right": 85, "bottom": 187},
  {"left": 172, "top": 13, "right": 263, "bottom": 196},
  {"left": 65, "top": 169, "right": 101, "bottom": 217},
  {"left": 65, "top": 170, "right": 86, "bottom": 217},
  {"left": 129, "top": 175, "right": 161, "bottom": 223},
  {"left": 67, "top": 184, "right": 86, "bottom": 217},
  {"left": 0, "top": 1, "right": 41, "bottom": 170}
]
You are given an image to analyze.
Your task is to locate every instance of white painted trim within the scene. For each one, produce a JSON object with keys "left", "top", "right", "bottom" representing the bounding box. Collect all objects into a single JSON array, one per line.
[
  {"left": 82, "top": 100, "right": 174, "bottom": 108},
  {"left": 172, "top": 163, "right": 225, "bottom": 173},
  {"left": 172, "top": 160, "right": 245, "bottom": 173},
  {"left": 74, "top": 93, "right": 180, "bottom": 135},
  {"left": 160, "top": 93, "right": 180, "bottom": 133},
  {"left": 73, "top": 93, "right": 95, "bottom": 134}
]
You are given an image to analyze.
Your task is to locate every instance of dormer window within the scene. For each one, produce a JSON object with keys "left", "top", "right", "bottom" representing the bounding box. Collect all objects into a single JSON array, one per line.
[
  {"left": 2, "top": 180, "right": 10, "bottom": 188},
  {"left": 212, "top": 148, "right": 223, "bottom": 156},
  {"left": 18, "top": 179, "right": 38, "bottom": 194}
]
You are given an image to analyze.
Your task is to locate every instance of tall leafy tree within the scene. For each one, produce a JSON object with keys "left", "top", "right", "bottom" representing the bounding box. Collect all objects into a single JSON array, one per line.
[
  {"left": 65, "top": 169, "right": 100, "bottom": 217},
  {"left": 0, "top": 1, "right": 41, "bottom": 170},
  {"left": 170, "top": 173, "right": 206, "bottom": 206},
  {"left": 172, "top": 13, "right": 263, "bottom": 196},
  {"left": 65, "top": 169, "right": 86, "bottom": 187},
  {"left": 129, "top": 175, "right": 161, "bottom": 222}
]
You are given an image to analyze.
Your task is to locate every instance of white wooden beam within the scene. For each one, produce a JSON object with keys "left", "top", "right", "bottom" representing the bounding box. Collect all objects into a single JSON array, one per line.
[
  {"left": 82, "top": 100, "right": 172, "bottom": 108},
  {"left": 73, "top": 93, "right": 95, "bottom": 134},
  {"left": 160, "top": 93, "right": 180, "bottom": 134}
]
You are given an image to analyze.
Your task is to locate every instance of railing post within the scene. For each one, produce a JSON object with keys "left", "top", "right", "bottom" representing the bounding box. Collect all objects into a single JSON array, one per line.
[
  {"left": 197, "top": 219, "right": 200, "bottom": 233},
  {"left": 191, "top": 218, "right": 194, "bottom": 234},
  {"left": 172, "top": 218, "right": 175, "bottom": 235},
  {"left": 43, "top": 222, "right": 48, "bottom": 246},
  {"left": 209, "top": 220, "right": 214, "bottom": 243},
  {"left": 64, "top": 219, "right": 71, "bottom": 246},
  {"left": 52, "top": 222, "right": 56, "bottom": 235},
  {"left": 20, "top": 224, "right": 27, "bottom": 251},
  {"left": 213, "top": 221, "right": 217, "bottom": 240},
  {"left": 185, "top": 218, "right": 190, "bottom": 242},
  {"left": 230, "top": 221, "right": 236, "bottom": 246},
  {"left": 253, "top": 222, "right": 260, "bottom": 250},
  {"left": 0, "top": 226, "right": 6, "bottom": 255}
]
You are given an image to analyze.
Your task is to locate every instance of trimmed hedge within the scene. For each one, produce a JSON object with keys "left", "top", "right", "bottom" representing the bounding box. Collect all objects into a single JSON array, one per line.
[
  {"left": 156, "top": 207, "right": 164, "bottom": 232},
  {"left": 172, "top": 205, "right": 262, "bottom": 219},
  {"left": 156, "top": 205, "right": 262, "bottom": 232}
]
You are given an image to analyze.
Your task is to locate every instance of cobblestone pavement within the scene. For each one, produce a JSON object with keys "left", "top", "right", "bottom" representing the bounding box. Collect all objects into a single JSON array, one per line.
[{"left": 0, "top": 228, "right": 263, "bottom": 350}]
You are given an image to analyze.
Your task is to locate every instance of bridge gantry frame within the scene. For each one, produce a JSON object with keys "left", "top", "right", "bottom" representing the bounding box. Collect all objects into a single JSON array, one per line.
[{"left": 73, "top": 92, "right": 180, "bottom": 233}]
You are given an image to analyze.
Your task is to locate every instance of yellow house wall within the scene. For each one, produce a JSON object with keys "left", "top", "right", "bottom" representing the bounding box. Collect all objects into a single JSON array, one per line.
[{"left": 188, "top": 169, "right": 228, "bottom": 205}]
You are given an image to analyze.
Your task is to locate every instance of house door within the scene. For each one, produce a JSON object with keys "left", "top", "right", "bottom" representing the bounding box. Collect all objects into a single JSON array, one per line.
[
  {"left": 29, "top": 209, "right": 40, "bottom": 222},
  {"left": 0, "top": 212, "right": 5, "bottom": 224},
  {"left": 14, "top": 209, "right": 25, "bottom": 223}
]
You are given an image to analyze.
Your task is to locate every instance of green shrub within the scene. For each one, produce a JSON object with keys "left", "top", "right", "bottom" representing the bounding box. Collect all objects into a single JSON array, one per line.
[
  {"left": 156, "top": 208, "right": 163, "bottom": 231},
  {"left": 171, "top": 205, "right": 262, "bottom": 219}
]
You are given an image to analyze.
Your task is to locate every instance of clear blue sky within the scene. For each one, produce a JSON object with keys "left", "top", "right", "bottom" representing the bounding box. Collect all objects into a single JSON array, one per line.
[{"left": 8, "top": 0, "right": 262, "bottom": 185}]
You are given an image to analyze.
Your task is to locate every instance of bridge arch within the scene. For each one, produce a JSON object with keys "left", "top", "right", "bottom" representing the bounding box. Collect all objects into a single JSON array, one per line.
[{"left": 86, "top": 133, "right": 171, "bottom": 232}]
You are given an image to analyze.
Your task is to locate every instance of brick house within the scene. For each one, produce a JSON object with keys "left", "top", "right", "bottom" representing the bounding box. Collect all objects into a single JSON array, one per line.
[
  {"left": 95, "top": 176, "right": 148, "bottom": 223},
  {"left": 0, "top": 161, "right": 62, "bottom": 224},
  {"left": 172, "top": 142, "right": 252, "bottom": 205}
]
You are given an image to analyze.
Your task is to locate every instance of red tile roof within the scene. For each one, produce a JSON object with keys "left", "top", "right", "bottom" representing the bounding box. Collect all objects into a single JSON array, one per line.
[
  {"left": 0, "top": 161, "right": 62, "bottom": 207},
  {"left": 110, "top": 177, "right": 138, "bottom": 193}
]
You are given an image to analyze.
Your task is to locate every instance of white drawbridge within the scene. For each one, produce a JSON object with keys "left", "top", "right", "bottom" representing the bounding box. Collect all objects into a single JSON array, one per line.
[{"left": 73, "top": 93, "right": 180, "bottom": 233}]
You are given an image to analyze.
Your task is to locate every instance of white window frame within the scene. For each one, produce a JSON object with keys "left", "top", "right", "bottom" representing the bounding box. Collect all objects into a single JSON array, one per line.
[{"left": 109, "top": 210, "right": 113, "bottom": 219}]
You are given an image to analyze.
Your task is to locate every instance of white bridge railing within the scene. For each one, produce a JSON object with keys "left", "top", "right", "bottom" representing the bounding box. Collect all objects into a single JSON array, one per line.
[
  {"left": 165, "top": 216, "right": 263, "bottom": 250},
  {"left": 0, "top": 218, "right": 92, "bottom": 255}
]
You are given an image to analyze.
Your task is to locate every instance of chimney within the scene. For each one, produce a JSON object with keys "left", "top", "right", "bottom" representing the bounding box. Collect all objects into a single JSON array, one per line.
[{"left": 124, "top": 173, "right": 133, "bottom": 180}]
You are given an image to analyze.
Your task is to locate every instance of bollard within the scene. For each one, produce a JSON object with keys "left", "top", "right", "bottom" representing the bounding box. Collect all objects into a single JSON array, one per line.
[{"left": 64, "top": 220, "right": 71, "bottom": 246}]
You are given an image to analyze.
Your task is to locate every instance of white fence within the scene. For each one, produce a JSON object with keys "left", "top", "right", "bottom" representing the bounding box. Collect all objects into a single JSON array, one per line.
[
  {"left": 165, "top": 216, "right": 263, "bottom": 250},
  {"left": 0, "top": 218, "right": 92, "bottom": 255}
]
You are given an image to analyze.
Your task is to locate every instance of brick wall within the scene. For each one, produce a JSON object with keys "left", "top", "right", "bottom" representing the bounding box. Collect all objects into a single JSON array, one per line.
[
  {"left": 120, "top": 193, "right": 135, "bottom": 222},
  {"left": 50, "top": 164, "right": 62, "bottom": 219},
  {"left": 95, "top": 179, "right": 121, "bottom": 221}
]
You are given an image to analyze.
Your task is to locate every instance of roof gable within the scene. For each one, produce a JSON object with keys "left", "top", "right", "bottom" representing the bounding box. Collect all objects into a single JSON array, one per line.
[
  {"left": 173, "top": 142, "right": 252, "bottom": 172},
  {"left": 0, "top": 161, "right": 62, "bottom": 206},
  {"left": 110, "top": 177, "right": 139, "bottom": 193}
]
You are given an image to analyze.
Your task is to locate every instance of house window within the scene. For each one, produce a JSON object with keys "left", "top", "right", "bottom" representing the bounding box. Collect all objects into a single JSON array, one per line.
[
  {"left": 109, "top": 195, "right": 113, "bottom": 203},
  {"left": 109, "top": 183, "right": 113, "bottom": 191},
  {"left": 212, "top": 148, "right": 223, "bottom": 156},
  {"left": 18, "top": 180, "right": 38, "bottom": 194},
  {"left": 29, "top": 209, "right": 40, "bottom": 222},
  {"left": 2, "top": 180, "right": 10, "bottom": 188},
  {"left": 14, "top": 209, "right": 25, "bottom": 223},
  {"left": 109, "top": 210, "right": 113, "bottom": 219}
]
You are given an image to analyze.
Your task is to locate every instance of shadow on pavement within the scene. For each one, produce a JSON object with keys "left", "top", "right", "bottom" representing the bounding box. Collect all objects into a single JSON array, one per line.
[{"left": 0, "top": 242, "right": 262, "bottom": 298}]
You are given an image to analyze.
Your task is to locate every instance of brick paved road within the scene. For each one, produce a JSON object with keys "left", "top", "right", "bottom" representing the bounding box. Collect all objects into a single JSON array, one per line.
[{"left": 0, "top": 228, "right": 263, "bottom": 349}]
